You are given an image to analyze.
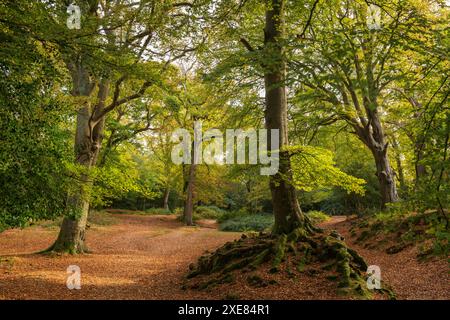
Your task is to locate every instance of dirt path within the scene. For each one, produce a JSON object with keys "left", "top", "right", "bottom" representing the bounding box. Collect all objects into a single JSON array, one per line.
[
  {"left": 320, "top": 216, "right": 450, "bottom": 300},
  {"left": 0, "top": 214, "right": 448, "bottom": 300},
  {"left": 0, "top": 214, "right": 240, "bottom": 299}
]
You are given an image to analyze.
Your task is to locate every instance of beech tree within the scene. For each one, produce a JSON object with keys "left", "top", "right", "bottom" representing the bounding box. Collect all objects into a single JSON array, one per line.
[
  {"left": 185, "top": 0, "right": 374, "bottom": 297},
  {"left": 3, "top": 0, "right": 205, "bottom": 253},
  {"left": 1, "top": 0, "right": 447, "bottom": 299}
]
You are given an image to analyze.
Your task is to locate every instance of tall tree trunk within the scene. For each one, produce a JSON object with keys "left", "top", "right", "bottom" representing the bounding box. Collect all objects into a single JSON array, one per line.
[
  {"left": 392, "top": 136, "right": 405, "bottom": 193},
  {"left": 49, "top": 63, "right": 108, "bottom": 253},
  {"left": 354, "top": 109, "right": 399, "bottom": 208},
  {"left": 183, "top": 163, "right": 196, "bottom": 226},
  {"left": 409, "top": 98, "right": 427, "bottom": 187},
  {"left": 264, "top": 0, "right": 311, "bottom": 235},
  {"left": 415, "top": 139, "right": 427, "bottom": 186},
  {"left": 369, "top": 115, "right": 399, "bottom": 207},
  {"left": 394, "top": 151, "right": 405, "bottom": 192},
  {"left": 371, "top": 147, "right": 399, "bottom": 207},
  {"left": 163, "top": 187, "right": 170, "bottom": 210}
]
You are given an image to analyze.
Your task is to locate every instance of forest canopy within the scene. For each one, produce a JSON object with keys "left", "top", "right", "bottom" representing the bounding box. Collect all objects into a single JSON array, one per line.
[
  {"left": 0, "top": 0, "right": 448, "bottom": 251},
  {"left": 0, "top": 0, "right": 449, "bottom": 303}
]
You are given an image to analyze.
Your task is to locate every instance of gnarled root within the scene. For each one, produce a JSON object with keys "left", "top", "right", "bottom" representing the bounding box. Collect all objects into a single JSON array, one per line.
[
  {"left": 39, "top": 239, "right": 90, "bottom": 255},
  {"left": 186, "top": 228, "right": 392, "bottom": 299}
]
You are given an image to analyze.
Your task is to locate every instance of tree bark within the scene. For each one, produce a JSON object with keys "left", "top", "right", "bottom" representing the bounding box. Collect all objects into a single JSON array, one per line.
[
  {"left": 415, "top": 139, "right": 427, "bottom": 186},
  {"left": 163, "top": 187, "right": 170, "bottom": 210},
  {"left": 392, "top": 137, "right": 405, "bottom": 192},
  {"left": 371, "top": 147, "right": 399, "bottom": 207},
  {"left": 353, "top": 109, "right": 399, "bottom": 208},
  {"left": 394, "top": 151, "right": 405, "bottom": 192},
  {"left": 408, "top": 97, "right": 427, "bottom": 186},
  {"left": 264, "top": 0, "right": 311, "bottom": 234},
  {"left": 183, "top": 163, "right": 196, "bottom": 226},
  {"left": 49, "top": 62, "right": 108, "bottom": 253}
]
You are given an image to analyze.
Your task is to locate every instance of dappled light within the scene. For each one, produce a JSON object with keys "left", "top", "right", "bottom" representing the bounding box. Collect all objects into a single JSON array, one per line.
[{"left": 0, "top": 0, "right": 448, "bottom": 305}]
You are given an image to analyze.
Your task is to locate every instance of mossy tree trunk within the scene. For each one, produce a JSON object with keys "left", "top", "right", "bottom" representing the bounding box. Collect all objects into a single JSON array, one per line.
[
  {"left": 353, "top": 109, "right": 399, "bottom": 208},
  {"left": 263, "top": 0, "right": 311, "bottom": 234},
  {"left": 392, "top": 137, "right": 406, "bottom": 193},
  {"left": 163, "top": 187, "right": 170, "bottom": 210},
  {"left": 186, "top": 1, "right": 385, "bottom": 299},
  {"left": 183, "top": 137, "right": 197, "bottom": 225},
  {"left": 47, "top": 2, "right": 156, "bottom": 254},
  {"left": 183, "top": 162, "right": 196, "bottom": 226},
  {"left": 371, "top": 144, "right": 399, "bottom": 207},
  {"left": 49, "top": 62, "right": 109, "bottom": 254}
]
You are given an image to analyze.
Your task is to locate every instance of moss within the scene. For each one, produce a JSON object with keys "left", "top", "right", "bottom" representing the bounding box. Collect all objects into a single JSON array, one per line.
[
  {"left": 326, "top": 275, "right": 338, "bottom": 281},
  {"left": 356, "top": 230, "right": 371, "bottom": 242},
  {"left": 287, "top": 228, "right": 308, "bottom": 242},
  {"left": 186, "top": 228, "right": 383, "bottom": 299},
  {"left": 219, "top": 273, "right": 234, "bottom": 284},
  {"left": 352, "top": 210, "right": 449, "bottom": 259},
  {"left": 321, "top": 262, "right": 335, "bottom": 271},
  {"left": 297, "top": 260, "right": 306, "bottom": 272},
  {"left": 41, "top": 240, "right": 88, "bottom": 255},
  {"left": 222, "top": 257, "right": 254, "bottom": 273},
  {"left": 197, "top": 273, "right": 235, "bottom": 290},
  {"left": 336, "top": 255, "right": 351, "bottom": 287},
  {"left": 347, "top": 247, "right": 368, "bottom": 270},
  {"left": 270, "top": 234, "right": 287, "bottom": 273},
  {"left": 249, "top": 248, "right": 271, "bottom": 270},
  {"left": 386, "top": 242, "right": 411, "bottom": 254}
]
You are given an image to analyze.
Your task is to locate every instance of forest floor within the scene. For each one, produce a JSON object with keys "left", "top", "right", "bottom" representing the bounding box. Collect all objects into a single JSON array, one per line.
[{"left": 0, "top": 213, "right": 448, "bottom": 300}]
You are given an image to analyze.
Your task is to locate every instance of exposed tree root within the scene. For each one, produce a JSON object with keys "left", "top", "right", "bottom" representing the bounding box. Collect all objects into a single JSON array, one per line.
[
  {"left": 39, "top": 241, "right": 90, "bottom": 255},
  {"left": 186, "top": 228, "right": 393, "bottom": 299}
]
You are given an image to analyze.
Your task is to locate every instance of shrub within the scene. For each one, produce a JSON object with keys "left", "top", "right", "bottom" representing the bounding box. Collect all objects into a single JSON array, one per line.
[
  {"left": 195, "top": 205, "right": 226, "bottom": 220},
  {"left": 219, "top": 213, "right": 274, "bottom": 232},
  {"left": 87, "top": 211, "right": 118, "bottom": 226},
  {"left": 40, "top": 211, "right": 117, "bottom": 228},
  {"left": 145, "top": 208, "right": 173, "bottom": 215},
  {"left": 306, "top": 210, "right": 331, "bottom": 224},
  {"left": 217, "top": 209, "right": 248, "bottom": 223},
  {"left": 173, "top": 207, "right": 183, "bottom": 215}
]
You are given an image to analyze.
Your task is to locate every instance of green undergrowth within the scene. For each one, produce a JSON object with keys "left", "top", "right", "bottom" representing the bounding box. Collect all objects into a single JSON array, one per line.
[
  {"left": 306, "top": 210, "right": 331, "bottom": 224},
  {"left": 176, "top": 206, "right": 227, "bottom": 223},
  {"left": 195, "top": 206, "right": 226, "bottom": 220},
  {"left": 106, "top": 208, "right": 174, "bottom": 215},
  {"left": 144, "top": 208, "right": 173, "bottom": 215},
  {"left": 218, "top": 210, "right": 330, "bottom": 233},
  {"left": 88, "top": 211, "right": 118, "bottom": 226},
  {"left": 177, "top": 208, "right": 331, "bottom": 232},
  {"left": 219, "top": 213, "right": 274, "bottom": 232},
  {"left": 350, "top": 207, "right": 449, "bottom": 259},
  {"left": 38, "top": 210, "right": 118, "bottom": 229}
]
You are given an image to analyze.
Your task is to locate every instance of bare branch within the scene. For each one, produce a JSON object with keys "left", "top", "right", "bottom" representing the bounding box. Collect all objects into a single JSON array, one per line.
[
  {"left": 94, "top": 80, "right": 153, "bottom": 121},
  {"left": 298, "top": 0, "right": 320, "bottom": 39},
  {"left": 240, "top": 38, "right": 255, "bottom": 52}
]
